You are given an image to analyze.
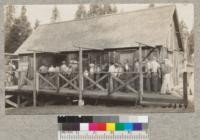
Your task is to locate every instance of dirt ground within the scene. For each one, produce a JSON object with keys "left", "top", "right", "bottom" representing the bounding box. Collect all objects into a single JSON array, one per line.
[{"left": 6, "top": 102, "right": 194, "bottom": 115}]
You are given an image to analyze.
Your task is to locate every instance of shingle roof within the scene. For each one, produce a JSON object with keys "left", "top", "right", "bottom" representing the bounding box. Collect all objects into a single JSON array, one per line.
[{"left": 15, "top": 5, "right": 182, "bottom": 54}]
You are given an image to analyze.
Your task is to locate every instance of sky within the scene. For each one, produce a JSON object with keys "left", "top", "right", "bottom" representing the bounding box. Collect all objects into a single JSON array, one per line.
[{"left": 12, "top": 3, "right": 194, "bottom": 31}]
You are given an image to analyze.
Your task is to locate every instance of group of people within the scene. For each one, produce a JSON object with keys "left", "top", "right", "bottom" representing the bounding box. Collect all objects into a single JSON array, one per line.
[
  {"left": 82, "top": 56, "right": 173, "bottom": 94},
  {"left": 39, "top": 60, "right": 78, "bottom": 75},
  {"left": 38, "top": 56, "right": 173, "bottom": 94},
  {"left": 39, "top": 60, "right": 78, "bottom": 88}
]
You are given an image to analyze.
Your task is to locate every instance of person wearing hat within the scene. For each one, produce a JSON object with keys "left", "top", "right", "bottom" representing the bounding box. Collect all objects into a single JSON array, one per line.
[
  {"left": 70, "top": 60, "right": 78, "bottom": 88},
  {"left": 83, "top": 69, "right": 89, "bottom": 88},
  {"left": 150, "top": 56, "right": 161, "bottom": 93},
  {"left": 39, "top": 63, "right": 48, "bottom": 76},
  {"left": 108, "top": 62, "right": 117, "bottom": 92},
  {"left": 48, "top": 65, "right": 56, "bottom": 73},
  {"left": 161, "top": 59, "right": 173, "bottom": 94},
  {"left": 95, "top": 64, "right": 101, "bottom": 88},
  {"left": 89, "top": 63, "right": 95, "bottom": 89},
  {"left": 60, "top": 61, "right": 69, "bottom": 76},
  {"left": 38, "top": 63, "right": 49, "bottom": 88}
]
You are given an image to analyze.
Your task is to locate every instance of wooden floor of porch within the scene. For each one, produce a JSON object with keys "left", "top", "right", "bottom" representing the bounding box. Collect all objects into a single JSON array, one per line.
[{"left": 5, "top": 85, "right": 184, "bottom": 104}]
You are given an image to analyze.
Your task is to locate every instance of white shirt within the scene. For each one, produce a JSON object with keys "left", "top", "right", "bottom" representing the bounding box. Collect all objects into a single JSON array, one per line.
[
  {"left": 39, "top": 65, "right": 48, "bottom": 73},
  {"left": 84, "top": 70, "right": 89, "bottom": 77},
  {"left": 125, "top": 64, "right": 129, "bottom": 71},
  {"left": 146, "top": 62, "right": 151, "bottom": 72},
  {"left": 89, "top": 63, "right": 95, "bottom": 74},
  {"left": 89, "top": 67, "right": 95, "bottom": 75},
  {"left": 109, "top": 65, "right": 117, "bottom": 76},
  {"left": 96, "top": 66, "right": 101, "bottom": 73},
  {"left": 134, "top": 62, "right": 139, "bottom": 73},
  {"left": 48, "top": 66, "right": 56, "bottom": 73},
  {"left": 60, "top": 64, "right": 69, "bottom": 73},
  {"left": 151, "top": 60, "right": 160, "bottom": 73}
]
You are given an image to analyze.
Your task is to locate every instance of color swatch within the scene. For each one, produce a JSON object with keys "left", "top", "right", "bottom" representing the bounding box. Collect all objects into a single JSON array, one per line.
[{"left": 58, "top": 116, "right": 148, "bottom": 131}]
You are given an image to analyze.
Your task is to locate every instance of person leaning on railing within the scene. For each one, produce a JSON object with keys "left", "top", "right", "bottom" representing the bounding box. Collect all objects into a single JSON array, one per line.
[
  {"left": 101, "top": 63, "right": 109, "bottom": 89},
  {"left": 69, "top": 60, "right": 78, "bottom": 88},
  {"left": 60, "top": 61, "right": 68, "bottom": 86},
  {"left": 60, "top": 61, "right": 69, "bottom": 76},
  {"left": 117, "top": 63, "right": 125, "bottom": 92},
  {"left": 89, "top": 63, "right": 95, "bottom": 89},
  {"left": 123, "top": 60, "right": 131, "bottom": 92},
  {"left": 83, "top": 69, "right": 89, "bottom": 88},
  {"left": 39, "top": 64, "right": 48, "bottom": 88},
  {"left": 108, "top": 62, "right": 118, "bottom": 92},
  {"left": 95, "top": 64, "right": 101, "bottom": 89}
]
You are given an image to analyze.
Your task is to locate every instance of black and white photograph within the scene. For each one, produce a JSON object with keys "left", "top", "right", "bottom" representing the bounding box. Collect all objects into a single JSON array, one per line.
[{"left": 4, "top": 3, "right": 194, "bottom": 114}]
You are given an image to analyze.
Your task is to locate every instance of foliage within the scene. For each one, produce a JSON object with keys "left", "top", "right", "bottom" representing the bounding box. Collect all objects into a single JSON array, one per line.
[
  {"left": 51, "top": 6, "right": 60, "bottom": 23},
  {"left": 179, "top": 20, "right": 194, "bottom": 61},
  {"left": 75, "top": 4, "right": 87, "bottom": 19},
  {"left": 179, "top": 20, "right": 189, "bottom": 42},
  {"left": 4, "top": 4, "right": 15, "bottom": 53},
  {"left": 5, "top": 6, "right": 32, "bottom": 53},
  {"left": 148, "top": 3, "right": 155, "bottom": 8},
  {"left": 75, "top": 4, "right": 118, "bottom": 19},
  {"left": 4, "top": 4, "right": 15, "bottom": 35},
  {"left": 34, "top": 19, "right": 40, "bottom": 30},
  {"left": 188, "top": 29, "right": 194, "bottom": 55}
]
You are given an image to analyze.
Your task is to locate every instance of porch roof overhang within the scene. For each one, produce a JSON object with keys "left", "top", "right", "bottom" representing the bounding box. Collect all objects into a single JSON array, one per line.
[{"left": 28, "top": 41, "right": 157, "bottom": 54}]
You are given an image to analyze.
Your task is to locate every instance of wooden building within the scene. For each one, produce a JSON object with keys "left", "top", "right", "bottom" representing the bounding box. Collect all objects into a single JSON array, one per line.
[{"left": 9, "top": 5, "right": 186, "bottom": 107}]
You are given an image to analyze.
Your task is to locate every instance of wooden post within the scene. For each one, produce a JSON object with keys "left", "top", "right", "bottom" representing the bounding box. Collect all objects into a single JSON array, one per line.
[
  {"left": 57, "top": 72, "right": 60, "bottom": 93},
  {"left": 18, "top": 71, "right": 21, "bottom": 89},
  {"left": 17, "top": 94, "right": 21, "bottom": 108},
  {"left": 33, "top": 52, "right": 37, "bottom": 106},
  {"left": 78, "top": 47, "right": 84, "bottom": 106},
  {"left": 139, "top": 44, "right": 143, "bottom": 104},
  {"left": 108, "top": 52, "right": 110, "bottom": 65},
  {"left": 183, "top": 72, "right": 188, "bottom": 108}
]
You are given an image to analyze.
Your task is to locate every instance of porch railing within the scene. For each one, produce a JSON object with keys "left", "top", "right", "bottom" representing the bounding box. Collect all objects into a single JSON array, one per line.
[{"left": 35, "top": 71, "right": 141, "bottom": 95}]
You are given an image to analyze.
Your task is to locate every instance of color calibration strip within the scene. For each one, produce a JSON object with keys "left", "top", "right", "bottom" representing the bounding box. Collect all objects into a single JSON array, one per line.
[
  {"left": 60, "top": 122, "right": 146, "bottom": 131},
  {"left": 58, "top": 116, "right": 149, "bottom": 140}
]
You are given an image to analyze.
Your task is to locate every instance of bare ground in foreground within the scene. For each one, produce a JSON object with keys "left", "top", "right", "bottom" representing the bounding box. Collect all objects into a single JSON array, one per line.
[{"left": 6, "top": 102, "right": 194, "bottom": 115}]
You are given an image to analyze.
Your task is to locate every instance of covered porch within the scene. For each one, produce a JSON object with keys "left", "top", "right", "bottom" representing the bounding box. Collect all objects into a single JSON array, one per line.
[{"left": 5, "top": 42, "right": 187, "bottom": 108}]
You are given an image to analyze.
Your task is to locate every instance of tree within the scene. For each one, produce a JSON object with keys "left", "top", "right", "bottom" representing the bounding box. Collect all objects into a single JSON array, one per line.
[
  {"left": 103, "top": 4, "right": 112, "bottom": 14},
  {"left": 188, "top": 28, "right": 194, "bottom": 55},
  {"left": 148, "top": 3, "right": 155, "bottom": 8},
  {"left": 51, "top": 6, "right": 60, "bottom": 23},
  {"left": 4, "top": 4, "right": 15, "bottom": 34},
  {"left": 179, "top": 20, "right": 189, "bottom": 46},
  {"left": 87, "top": 4, "right": 103, "bottom": 17},
  {"left": 4, "top": 4, "right": 15, "bottom": 52},
  {"left": 75, "top": 4, "right": 87, "bottom": 19},
  {"left": 76, "top": 3, "right": 117, "bottom": 19},
  {"left": 34, "top": 19, "right": 40, "bottom": 30},
  {"left": 112, "top": 5, "right": 118, "bottom": 13},
  {"left": 5, "top": 6, "right": 32, "bottom": 53}
]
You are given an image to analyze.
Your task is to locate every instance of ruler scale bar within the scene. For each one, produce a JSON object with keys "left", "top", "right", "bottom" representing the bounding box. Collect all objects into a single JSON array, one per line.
[{"left": 57, "top": 116, "right": 149, "bottom": 140}]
